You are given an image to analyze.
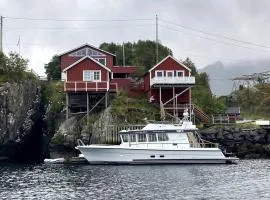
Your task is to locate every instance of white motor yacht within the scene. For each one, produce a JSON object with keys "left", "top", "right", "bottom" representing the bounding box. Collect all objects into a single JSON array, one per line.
[{"left": 76, "top": 111, "right": 238, "bottom": 164}]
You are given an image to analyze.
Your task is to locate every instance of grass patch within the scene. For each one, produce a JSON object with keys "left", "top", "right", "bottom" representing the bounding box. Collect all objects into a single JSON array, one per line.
[{"left": 111, "top": 92, "right": 160, "bottom": 123}]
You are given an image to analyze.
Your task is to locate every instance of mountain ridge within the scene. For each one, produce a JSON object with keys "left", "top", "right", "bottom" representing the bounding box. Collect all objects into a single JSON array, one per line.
[{"left": 199, "top": 59, "right": 270, "bottom": 96}]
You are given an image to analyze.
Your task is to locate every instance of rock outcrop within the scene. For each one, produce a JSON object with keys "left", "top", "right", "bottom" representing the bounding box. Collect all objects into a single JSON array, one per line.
[
  {"left": 0, "top": 80, "right": 43, "bottom": 163},
  {"left": 200, "top": 126, "right": 270, "bottom": 158}
]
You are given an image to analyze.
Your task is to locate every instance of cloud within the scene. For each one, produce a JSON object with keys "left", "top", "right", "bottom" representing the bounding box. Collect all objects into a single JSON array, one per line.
[{"left": 1, "top": 0, "right": 270, "bottom": 75}]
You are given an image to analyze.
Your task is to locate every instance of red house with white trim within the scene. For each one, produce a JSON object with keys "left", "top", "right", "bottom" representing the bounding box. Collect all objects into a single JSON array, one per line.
[
  {"left": 59, "top": 44, "right": 137, "bottom": 117},
  {"left": 59, "top": 44, "right": 196, "bottom": 121},
  {"left": 144, "top": 55, "right": 195, "bottom": 119}
]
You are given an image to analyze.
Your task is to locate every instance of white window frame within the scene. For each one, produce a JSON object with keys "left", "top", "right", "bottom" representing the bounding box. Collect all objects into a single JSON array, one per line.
[
  {"left": 166, "top": 70, "right": 174, "bottom": 78},
  {"left": 93, "top": 70, "right": 101, "bottom": 81},
  {"left": 176, "top": 70, "right": 185, "bottom": 77},
  {"left": 83, "top": 70, "right": 92, "bottom": 81},
  {"left": 95, "top": 58, "right": 106, "bottom": 66},
  {"left": 155, "top": 70, "right": 163, "bottom": 78},
  {"left": 83, "top": 70, "right": 101, "bottom": 82}
]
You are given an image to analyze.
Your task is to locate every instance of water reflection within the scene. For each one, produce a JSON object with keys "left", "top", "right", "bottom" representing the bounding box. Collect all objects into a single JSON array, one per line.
[{"left": 0, "top": 160, "right": 270, "bottom": 199}]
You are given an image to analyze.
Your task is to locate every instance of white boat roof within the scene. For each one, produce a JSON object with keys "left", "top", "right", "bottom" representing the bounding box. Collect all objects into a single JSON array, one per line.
[
  {"left": 142, "top": 123, "right": 181, "bottom": 130},
  {"left": 142, "top": 122, "right": 197, "bottom": 131}
]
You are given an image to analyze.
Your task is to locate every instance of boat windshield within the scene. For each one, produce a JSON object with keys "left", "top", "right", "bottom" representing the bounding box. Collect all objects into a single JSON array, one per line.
[
  {"left": 148, "top": 133, "right": 157, "bottom": 142},
  {"left": 138, "top": 134, "right": 147, "bottom": 142},
  {"left": 157, "top": 133, "right": 169, "bottom": 141},
  {"left": 120, "top": 131, "right": 170, "bottom": 143},
  {"left": 130, "top": 134, "right": 136, "bottom": 142}
]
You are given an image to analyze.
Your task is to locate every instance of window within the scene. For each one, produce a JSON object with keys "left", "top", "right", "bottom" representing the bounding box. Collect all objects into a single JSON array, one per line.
[
  {"left": 95, "top": 58, "right": 106, "bottom": 66},
  {"left": 83, "top": 70, "right": 92, "bottom": 81},
  {"left": 138, "top": 134, "right": 147, "bottom": 142},
  {"left": 148, "top": 133, "right": 157, "bottom": 142},
  {"left": 166, "top": 71, "right": 174, "bottom": 77},
  {"left": 69, "top": 47, "right": 106, "bottom": 57},
  {"left": 83, "top": 70, "right": 101, "bottom": 82},
  {"left": 130, "top": 134, "right": 137, "bottom": 142},
  {"left": 156, "top": 71, "right": 163, "bottom": 77},
  {"left": 93, "top": 71, "right": 100, "bottom": 81},
  {"left": 158, "top": 133, "right": 169, "bottom": 141},
  {"left": 122, "top": 135, "right": 129, "bottom": 142},
  {"left": 176, "top": 70, "right": 184, "bottom": 77}
]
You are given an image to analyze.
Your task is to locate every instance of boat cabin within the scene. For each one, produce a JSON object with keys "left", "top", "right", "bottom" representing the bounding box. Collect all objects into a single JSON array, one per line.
[{"left": 119, "top": 128, "right": 191, "bottom": 149}]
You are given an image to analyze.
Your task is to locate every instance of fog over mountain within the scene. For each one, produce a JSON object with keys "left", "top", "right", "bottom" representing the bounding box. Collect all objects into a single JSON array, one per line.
[{"left": 200, "top": 59, "right": 270, "bottom": 96}]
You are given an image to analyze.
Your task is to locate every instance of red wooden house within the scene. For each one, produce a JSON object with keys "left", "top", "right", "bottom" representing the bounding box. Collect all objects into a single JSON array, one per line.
[
  {"left": 59, "top": 44, "right": 136, "bottom": 117},
  {"left": 144, "top": 55, "right": 195, "bottom": 119}
]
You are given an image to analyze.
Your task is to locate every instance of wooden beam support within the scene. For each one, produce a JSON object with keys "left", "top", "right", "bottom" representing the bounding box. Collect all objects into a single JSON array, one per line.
[{"left": 66, "top": 93, "right": 69, "bottom": 120}]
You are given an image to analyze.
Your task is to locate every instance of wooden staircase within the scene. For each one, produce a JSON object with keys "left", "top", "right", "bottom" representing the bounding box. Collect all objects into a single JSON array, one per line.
[
  {"left": 193, "top": 105, "right": 210, "bottom": 123},
  {"left": 153, "top": 102, "right": 210, "bottom": 124}
]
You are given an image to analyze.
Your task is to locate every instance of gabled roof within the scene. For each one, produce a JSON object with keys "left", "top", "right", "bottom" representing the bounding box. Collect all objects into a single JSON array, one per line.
[
  {"left": 148, "top": 55, "right": 191, "bottom": 72},
  {"left": 58, "top": 43, "right": 116, "bottom": 57},
  {"left": 63, "top": 56, "right": 111, "bottom": 72}
]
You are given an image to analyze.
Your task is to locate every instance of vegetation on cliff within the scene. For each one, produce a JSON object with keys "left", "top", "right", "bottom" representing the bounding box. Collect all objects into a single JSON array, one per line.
[
  {"left": 183, "top": 58, "right": 226, "bottom": 115},
  {"left": 41, "top": 81, "right": 65, "bottom": 137},
  {"left": 0, "top": 51, "right": 36, "bottom": 84},
  {"left": 111, "top": 92, "right": 160, "bottom": 123}
]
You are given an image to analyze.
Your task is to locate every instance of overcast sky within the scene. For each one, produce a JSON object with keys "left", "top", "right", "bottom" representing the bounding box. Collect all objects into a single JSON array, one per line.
[{"left": 1, "top": 0, "right": 270, "bottom": 75}]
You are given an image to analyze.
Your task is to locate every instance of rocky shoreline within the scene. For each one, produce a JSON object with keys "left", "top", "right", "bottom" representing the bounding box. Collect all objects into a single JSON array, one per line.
[{"left": 200, "top": 126, "right": 270, "bottom": 158}]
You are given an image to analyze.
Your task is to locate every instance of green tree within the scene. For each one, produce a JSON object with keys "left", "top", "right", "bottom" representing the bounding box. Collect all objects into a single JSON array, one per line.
[
  {"left": 99, "top": 40, "right": 173, "bottom": 72},
  {"left": 183, "top": 57, "right": 197, "bottom": 76},
  {"left": 44, "top": 55, "right": 61, "bottom": 80},
  {"left": 0, "top": 51, "right": 7, "bottom": 74},
  {"left": 183, "top": 57, "right": 226, "bottom": 115},
  {"left": 0, "top": 52, "right": 29, "bottom": 82}
]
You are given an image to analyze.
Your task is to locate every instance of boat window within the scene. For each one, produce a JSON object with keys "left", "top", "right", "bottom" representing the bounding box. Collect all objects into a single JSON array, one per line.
[
  {"left": 148, "top": 133, "right": 157, "bottom": 142},
  {"left": 138, "top": 134, "right": 147, "bottom": 142},
  {"left": 158, "top": 133, "right": 169, "bottom": 141},
  {"left": 122, "top": 135, "right": 129, "bottom": 142},
  {"left": 130, "top": 134, "right": 136, "bottom": 142}
]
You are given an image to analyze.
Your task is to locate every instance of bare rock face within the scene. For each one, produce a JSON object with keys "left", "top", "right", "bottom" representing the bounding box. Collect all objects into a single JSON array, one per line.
[{"left": 0, "top": 81, "right": 43, "bottom": 163}]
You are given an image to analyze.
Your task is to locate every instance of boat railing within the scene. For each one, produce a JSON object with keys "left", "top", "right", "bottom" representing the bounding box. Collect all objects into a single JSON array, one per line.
[
  {"left": 127, "top": 142, "right": 218, "bottom": 148},
  {"left": 77, "top": 139, "right": 86, "bottom": 146},
  {"left": 192, "top": 131, "right": 219, "bottom": 148}
]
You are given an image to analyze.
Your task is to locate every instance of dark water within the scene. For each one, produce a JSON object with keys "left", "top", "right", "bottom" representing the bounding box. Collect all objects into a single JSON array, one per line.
[{"left": 0, "top": 160, "right": 269, "bottom": 200}]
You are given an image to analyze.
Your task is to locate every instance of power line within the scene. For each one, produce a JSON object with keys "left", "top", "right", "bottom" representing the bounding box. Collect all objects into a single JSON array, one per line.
[
  {"left": 160, "top": 18, "right": 270, "bottom": 49},
  {"left": 159, "top": 24, "right": 270, "bottom": 53},
  {"left": 4, "top": 16, "right": 154, "bottom": 22},
  {"left": 5, "top": 24, "right": 155, "bottom": 31}
]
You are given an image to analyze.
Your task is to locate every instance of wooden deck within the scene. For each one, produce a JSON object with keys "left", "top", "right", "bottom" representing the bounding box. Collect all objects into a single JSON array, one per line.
[{"left": 64, "top": 81, "right": 118, "bottom": 92}]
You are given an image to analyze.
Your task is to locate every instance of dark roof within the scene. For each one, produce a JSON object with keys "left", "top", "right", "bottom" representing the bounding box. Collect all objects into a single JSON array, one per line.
[
  {"left": 226, "top": 107, "right": 240, "bottom": 114},
  {"left": 58, "top": 43, "right": 116, "bottom": 57},
  {"left": 111, "top": 66, "right": 137, "bottom": 73}
]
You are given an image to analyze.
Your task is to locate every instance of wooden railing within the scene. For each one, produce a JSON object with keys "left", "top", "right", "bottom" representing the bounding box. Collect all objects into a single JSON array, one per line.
[
  {"left": 64, "top": 81, "right": 118, "bottom": 92},
  {"left": 151, "top": 76, "right": 195, "bottom": 86}
]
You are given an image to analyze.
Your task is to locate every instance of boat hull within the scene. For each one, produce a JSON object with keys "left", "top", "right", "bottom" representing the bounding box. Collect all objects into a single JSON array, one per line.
[{"left": 76, "top": 146, "right": 238, "bottom": 164}]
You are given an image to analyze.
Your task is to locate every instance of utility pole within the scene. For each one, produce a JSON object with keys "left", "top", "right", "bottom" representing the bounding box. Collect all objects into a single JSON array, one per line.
[
  {"left": 0, "top": 16, "right": 3, "bottom": 52},
  {"left": 156, "top": 14, "right": 158, "bottom": 63},
  {"left": 123, "top": 42, "right": 125, "bottom": 66}
]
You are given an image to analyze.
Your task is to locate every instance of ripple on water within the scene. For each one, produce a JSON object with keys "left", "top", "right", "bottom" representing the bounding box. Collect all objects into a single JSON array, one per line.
[{"left": 0, "top": 160, "right": 270, "bottom": 200}]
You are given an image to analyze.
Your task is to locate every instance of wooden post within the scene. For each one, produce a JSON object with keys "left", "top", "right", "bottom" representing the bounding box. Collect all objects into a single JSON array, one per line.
[
  {"left": 87, "top": 92, "right": 89, "bottom": 121},
  {"left": 189, "top": 87, "right": 192, "bottom": 120},
  {"left": 66, "top": 93, "right": 69, "bottom": 120},
  {"left": 105, "top": 92, "right": 108, "bottom": 108},
  {"left": 173, "top": 86, "right": 175, "bottom": 118}
]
